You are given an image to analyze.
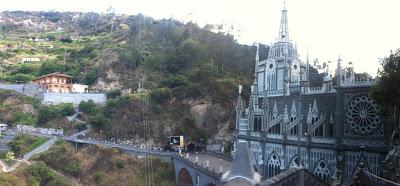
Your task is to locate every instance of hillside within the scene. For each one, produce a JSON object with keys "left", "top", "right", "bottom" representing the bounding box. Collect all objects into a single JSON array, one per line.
[
  {"left": 0, "top": 11, "right": 267, "bottom": 144},
  {"left": 0, "top": 139, "right": 173, "bottom": 186},
  {"left": 0, "top": 89, "right": 82, "bottom": 136},
  {"left": 36, "top": 140, "right": 174, "bottom": 186}
]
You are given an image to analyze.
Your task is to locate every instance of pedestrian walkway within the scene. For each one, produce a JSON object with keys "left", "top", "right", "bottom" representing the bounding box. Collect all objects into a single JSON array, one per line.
[{"left": 0, "top": 137, "right": 56, "bottom": 172}]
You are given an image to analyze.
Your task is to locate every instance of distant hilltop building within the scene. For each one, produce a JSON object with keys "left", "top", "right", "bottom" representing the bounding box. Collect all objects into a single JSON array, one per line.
[
  {"left": 18, "top": 57, "right": 40, "bottom": 64},
  {"left": 235, "top": 4, "right": 390, "bottom": 185},
  {"left": 32, "top": 72, "right": 73, "bottom": 93},
  {"left": 0, "top": 72, "right": 106, "bottom": 106}
]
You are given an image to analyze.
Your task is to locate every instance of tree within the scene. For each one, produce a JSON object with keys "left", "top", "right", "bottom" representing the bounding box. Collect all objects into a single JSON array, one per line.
[
  {"left": 8, "top": 140, "right": 23, "bottom": 158},
  {"left": 27, "top": 162, "right": 55, "bottom": 185},
  {"left": 59, "top": 103, "right": 75, "bottom": 116},
  {"left": 5, "top": 151, "right": 14, "bottom": 162},
  {"left": 37, "top": 106, "right": 55, "bottom": 126},
  {"left": 38, "top": 60, "right": 64, "bottom": 76},
  {"left": 79, "top": 100, "right": 97, "bottom": 114},
  {"left": 89, "top": 114, "right": 107, "bottom": 131},
  {"left": 370, "top": 49, "right": 400, "bottom": 130}
]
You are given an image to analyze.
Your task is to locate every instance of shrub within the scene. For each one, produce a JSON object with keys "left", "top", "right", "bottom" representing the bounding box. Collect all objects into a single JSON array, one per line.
[
  {"left": 115, "top": 159, "right": 124, "bottom": 169},
  {"left": 75, "top": 123, "right": 87, "bottom": 131},
  {"left": 79, "top": 100, "right": 97, "bottom": 115},
  {"left": 93, "top": 171, "right": 106, "bottom": 185},
  {"left": 58, "top": 103, "right": 75, "bottom": 116},
  {"left": 89, "top": 114, "right": 107, "bottom": 131},
  {"left": 37, "top": 106, "right": 55, "bottom": 125},
  {"left": 0, "top": 173, "right": 24, "bottom": 186},
  {"left": 151, "top": 88, "right": 172, "bottom": 103},
  {"left": 27, "top": 162, "right": 55, "bottom": 185},
  {"left": 106, "top": 89, "right": 122, "bottom": 99},
  {"left": 63, "top": 160, "right": 79, "bottom": 176}
]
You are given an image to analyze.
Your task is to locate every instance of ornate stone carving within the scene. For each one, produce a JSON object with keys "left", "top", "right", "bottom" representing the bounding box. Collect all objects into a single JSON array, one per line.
[
  {"left": 313, "top": 160, "right": 331, "bottom": 182},
  {"left": 346, "top": 95, "right": 381, "bottom": 136}
]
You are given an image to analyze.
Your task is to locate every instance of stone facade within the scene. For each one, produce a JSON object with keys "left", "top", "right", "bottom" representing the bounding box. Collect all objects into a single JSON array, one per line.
[
  {"left": 32, "top": 72, "right": 72, "bottom": 93},
  {"left": 235, "top": 5, "right": 390, "bottom": 185}
]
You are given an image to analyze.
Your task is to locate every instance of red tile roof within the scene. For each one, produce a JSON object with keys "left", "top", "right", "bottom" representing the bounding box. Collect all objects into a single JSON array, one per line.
[{"left": 32, "top": 72, "right": 72, "bottom": 81}]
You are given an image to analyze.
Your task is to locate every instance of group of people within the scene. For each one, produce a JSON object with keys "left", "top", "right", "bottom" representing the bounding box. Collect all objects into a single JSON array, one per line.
[{"left": 15, "top": 125, "right": 63, "bottom": 136}]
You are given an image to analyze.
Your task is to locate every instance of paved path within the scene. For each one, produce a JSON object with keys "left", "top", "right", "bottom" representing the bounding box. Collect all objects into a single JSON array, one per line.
[
  {"left": 185, "top": 153, "right": 231, "bottom": 174},
  {"left": 23, "top": 137, "right": 57, "bottom": 160},
  {"left": 0, "top": 137, "right": 57, "bottom": 172}
]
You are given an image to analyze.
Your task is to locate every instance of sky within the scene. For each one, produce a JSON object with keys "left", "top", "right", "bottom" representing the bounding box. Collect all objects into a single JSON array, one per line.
[{"left": 1, "top": 0, "right": 400, "bottom": 76}]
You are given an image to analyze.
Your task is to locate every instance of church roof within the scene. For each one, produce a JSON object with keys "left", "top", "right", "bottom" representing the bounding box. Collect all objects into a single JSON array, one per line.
[
  {"left": 260, "top": 166, "right": 329, "bottom": 186},
  {"left": 221, "top": 141, "right": 261, "bottom": 185}
]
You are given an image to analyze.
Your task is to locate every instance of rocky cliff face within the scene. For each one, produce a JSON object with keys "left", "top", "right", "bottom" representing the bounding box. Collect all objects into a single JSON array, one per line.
[
  {"left": 92, "top": 69, "right": 121, "bottom": 91},
  {"left": 186, "top": 98, "right": 234, "bottom": 142}
]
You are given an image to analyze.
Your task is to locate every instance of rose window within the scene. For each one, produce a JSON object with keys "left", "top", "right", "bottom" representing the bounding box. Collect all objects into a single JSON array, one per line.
[{"left": 346, "top": 95, "right": 380, "bottom": 135}]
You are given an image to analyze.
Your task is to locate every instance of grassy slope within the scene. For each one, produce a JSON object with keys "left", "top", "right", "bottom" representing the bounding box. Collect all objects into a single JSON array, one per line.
[
  {"left": 35, "top": 140, "right": 175, "bottom": 186},
  {"left": 8, "top": 162, "right": 73, "bottom": 186},
  {"left": 8, "top": 134, "right": 47, "bottom": 157},
  {"left": 0, "top": 89, "right": 39, "bottom": 125}
]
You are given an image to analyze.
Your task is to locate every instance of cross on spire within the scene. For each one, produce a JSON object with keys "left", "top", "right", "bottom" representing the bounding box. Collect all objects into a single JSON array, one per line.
[{"left": 278, "top": 1, "right": 289, "bottom": 42}]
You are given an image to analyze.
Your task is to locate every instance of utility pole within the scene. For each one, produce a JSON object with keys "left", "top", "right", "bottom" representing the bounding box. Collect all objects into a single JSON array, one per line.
[{"left": 107, "top": 6, "right": 116, "bottom": 34}]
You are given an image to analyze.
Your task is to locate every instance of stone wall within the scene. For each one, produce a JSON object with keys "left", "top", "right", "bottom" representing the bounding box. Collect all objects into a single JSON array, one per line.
[
  {"left": 0, "top": 84, "right": 43, "bottom": 97},
  {"left": 40, "top": 92, "right": 106, "bottom": 106}
]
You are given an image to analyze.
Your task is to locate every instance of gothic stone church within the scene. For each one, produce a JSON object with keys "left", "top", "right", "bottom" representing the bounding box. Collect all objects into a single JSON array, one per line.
[{"left": 235, "top": 5, "right": 390, "bottom": 184}]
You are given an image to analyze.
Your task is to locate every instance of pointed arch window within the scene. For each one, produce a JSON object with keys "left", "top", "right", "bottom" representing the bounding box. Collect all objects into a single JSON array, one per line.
[
  {"left": 313, "top": 160, "right": 331, "bottom": 182},
  {"left": 268, "top": 153, "right": 281, "bottom": 178},
  {"left": 312, "top": 112, "right": 319, "bottom": 125},
  {"left": 290, "top": 114, "right": 297, "bottom": 123}
]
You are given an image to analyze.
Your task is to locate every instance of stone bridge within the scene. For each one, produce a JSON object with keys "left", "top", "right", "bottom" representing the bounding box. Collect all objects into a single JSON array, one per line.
[
  {"left": 12, "top": 132, "right": 330, "bottom": 186},
  {"left": 64, "top": 137, "right": 231, "bottom": 186},
  {"left": 172, "top": 152, "right": 232, "bottom": 186}
]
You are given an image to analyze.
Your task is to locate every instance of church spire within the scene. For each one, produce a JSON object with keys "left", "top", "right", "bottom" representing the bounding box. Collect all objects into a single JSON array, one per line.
[
  {"left": 254, "top": 43, "right": 260, "bottom": 84},
  {"left": 278, "top": 1, "right": 289, "bottom": 42}
]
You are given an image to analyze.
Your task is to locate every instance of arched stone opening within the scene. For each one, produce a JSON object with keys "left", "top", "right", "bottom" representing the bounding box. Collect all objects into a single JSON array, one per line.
[
  {"left": 177, "top": 168, "right": 194, "bottom": 186},
  {"left": 313, "top": 159, "right": 331, "bottom": 182},
  {"left": 267, "top": 152, "right": 281, "bottom": 178}
]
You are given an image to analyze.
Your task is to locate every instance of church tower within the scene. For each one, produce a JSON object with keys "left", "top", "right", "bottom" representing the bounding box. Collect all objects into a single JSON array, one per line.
[{"left": 263, "top": 3, "right": 304, "bottom": 96}]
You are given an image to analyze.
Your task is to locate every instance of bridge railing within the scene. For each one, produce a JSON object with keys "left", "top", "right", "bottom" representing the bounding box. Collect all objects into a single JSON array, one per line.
[
  {"left": 204, "top": 151, "right": 233, "bottom": 162},
  {"left": 172, "top": 154, "right": 222, "bottom": 179}
]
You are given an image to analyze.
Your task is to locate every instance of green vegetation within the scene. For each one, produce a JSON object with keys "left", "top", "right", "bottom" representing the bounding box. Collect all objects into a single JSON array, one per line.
[
  {"left": 0, "top": 89, "right": 38, "bottom": 125},
  {"left": 370, "top": 49, "right": 400, "bottom": 115},
  {"left": 36, "top": 140, "right": 175, "bottom": 186},
  {"left": 0, "top": 89, "right": 80, "bottom": 134},
  {"left": 26, "top": 162, "right": 72, "bottom": 186},
  {"left": 0, "top": 151, "right": 17, "bottom": 167},
  {"left": 8, "top": 134, "right": 47, "bottom": 157},
  {"left": 0, "top": 173, "right": 24, "bottom": 186},
  {"left": 1, "top": 11, "right": 256, "bottom": 143},
  {"left": 7, "top": 162, "right": 72, "bottom": 186},
  {"left": 370, "top": 49, "right": 400, "bottom": 131},
  {"left": 37, "top": 103, "right": 75, "bottom": 126}
]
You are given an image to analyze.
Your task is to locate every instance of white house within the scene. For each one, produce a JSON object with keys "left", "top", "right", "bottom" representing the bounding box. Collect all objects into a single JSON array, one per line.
[
  {"left": 19, "top": 57, "right": 40, "bottom": 64},
  {"left": 72, "top": 84, "right": 88, "bottom": 93}
]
